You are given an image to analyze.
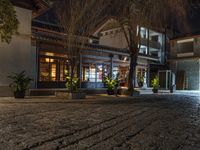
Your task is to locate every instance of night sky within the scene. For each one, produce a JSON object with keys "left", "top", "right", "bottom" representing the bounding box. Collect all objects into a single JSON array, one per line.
[
  {"left": 188, "top": 8, "right": 200, "bottom": 33},
  {"left": 35, "top": 1, "right": 200, "bottom": 36}
]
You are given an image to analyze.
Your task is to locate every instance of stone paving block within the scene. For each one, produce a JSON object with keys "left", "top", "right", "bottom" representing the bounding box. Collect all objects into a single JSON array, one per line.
[{"left": 0, "top": 94, "right": 199, "bottom": 149}]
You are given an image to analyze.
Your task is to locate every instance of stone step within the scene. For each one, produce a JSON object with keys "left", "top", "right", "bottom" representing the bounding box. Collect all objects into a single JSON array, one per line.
[{"left": 29, "top": 88, "right": 107, "bottom": 96}]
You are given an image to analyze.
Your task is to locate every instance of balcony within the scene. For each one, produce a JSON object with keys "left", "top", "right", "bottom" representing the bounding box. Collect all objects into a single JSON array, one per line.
[
  {"left": 141, "top": 38, "right": 161, "bottom": 49},
  {"left": 139, "top": 53, "right": 160, "bottom": 62}
]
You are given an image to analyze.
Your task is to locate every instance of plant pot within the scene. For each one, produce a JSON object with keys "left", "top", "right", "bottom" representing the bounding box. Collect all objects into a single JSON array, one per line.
[
  {"left": 14, "top": 91, "right": 25, "bottom": 99},
  {"left": 152, "top": 89, "right": 158, "bottom": 93},
  {"left": 56, "top": 91, "right": 86, "bottom": 100},
  {"left": 107, "top": 90, "right": 114, "bottom": 95},
  {"left": 138, "top": 82, "right": 144, "bottom": 87}
]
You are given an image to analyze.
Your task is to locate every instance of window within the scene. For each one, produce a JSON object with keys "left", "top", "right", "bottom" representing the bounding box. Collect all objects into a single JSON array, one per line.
[
  {"left": 39, "top": 58, "right": 50, "bottom": 81},
  {"left": 82, "top": 64, "right": 105, "bottom": 82},
  {"left": 177, "top": 42, "right": 194, "bottom": 53},
  {"left": 113, "top": 67, "right": 119, "bottom": 79},
  {"left": 39, "top": 58, "right": 57, "bottom": 82},
  {"left": 139, "top": 45, "right": 147, "bottom": 54},
  {"left": 39, "top": 56, "right": 69, "bottom": 82},
  {"left": 140, "top": 27, "right": 148, "bottom": 39},
  {"left": 97, "top": 65, "right": 103, "bottom": 82},
  {"left": 89, "top": 66, "right": 96, "bottom": 82}
]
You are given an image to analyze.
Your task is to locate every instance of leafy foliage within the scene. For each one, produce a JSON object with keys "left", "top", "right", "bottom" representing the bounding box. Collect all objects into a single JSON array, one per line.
[
  {"left": 104, "top": 74, "right": 119, "bottom": 91},
  {"left": 0, "top": 0, "right": 19, "bottom": 43},
  {"left": 8, "top": 71, "right": 32, "bottom": 92},
  {"left": 104, "top": 77, "right": 116, "bottom": 90},
  {"left": 65, "top": 70, "right": 79, "bottom": 92},
  {"left": 151, "top": 76, "right": 159, "bottom": 90},
  {"left": 137, "top": 73, "right": 144, "bottom": 83}
]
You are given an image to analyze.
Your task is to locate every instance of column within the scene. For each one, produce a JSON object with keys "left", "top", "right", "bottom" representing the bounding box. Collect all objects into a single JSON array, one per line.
[
  {"left": 147, "top": 29, "right": 150, "bottom": 55},
  {"left": 164, "top": 28, "right": 167, "bottom": 63},
  {"left": 142, "top": 68, "right": 148, "bottom": 89},
  {"left": 95, "top": 64, "right": 98, "bottom": 88},
  {"left": 109, "top": 54, "right": 114, "bottom": 79},
  {"left": 102, "top": 63, "right": 105, "bottom": 80},
  {"left": 147, "top": 64, "right": 150, "bottom": 87},
  {"left": 35, "top": 40, "right": 39, "bottom": 88}
]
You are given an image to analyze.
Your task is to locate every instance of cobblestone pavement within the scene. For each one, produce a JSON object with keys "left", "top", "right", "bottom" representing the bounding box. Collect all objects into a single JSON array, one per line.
[{"left": 0, "top": 94, "right": 200, "bottom": 150}]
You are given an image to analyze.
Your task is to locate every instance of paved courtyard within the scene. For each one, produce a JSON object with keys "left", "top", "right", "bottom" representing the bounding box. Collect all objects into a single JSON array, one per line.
[{"left": 0, "top": 94, "right": 200, "bottom": 150}]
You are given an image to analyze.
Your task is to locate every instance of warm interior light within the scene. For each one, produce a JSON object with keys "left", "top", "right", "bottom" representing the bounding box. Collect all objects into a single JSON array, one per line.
[
  {"left": 45, "top": 52, "right": 54, "bottom": 56},
  {"left": 45, "top": 58, "right": 54, "bottom": 63},
  {"left": 51, "top": 64, "right": 56, "bottom": 81},
  {"left": 45, "top": 58, "right": 49, "bottom": 62}
]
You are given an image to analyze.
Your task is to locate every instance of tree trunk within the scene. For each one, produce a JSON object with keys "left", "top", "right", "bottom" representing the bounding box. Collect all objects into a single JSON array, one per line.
[
  {"left": 70, "top": 64, "right": 74, "bottom": 93},
  {"left": 128, "top": 53, "right": 137, "bottom": 94}
]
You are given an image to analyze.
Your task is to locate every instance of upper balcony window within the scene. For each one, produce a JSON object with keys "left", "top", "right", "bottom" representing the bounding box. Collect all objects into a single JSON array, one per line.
[
  {"left": 177, "top": 38, "right": 194, "bottom": 53},
  {"left": 139, "top": 45, "right": 148, "bottom": 55},
  {"left": 140, "top": 27, "right": 148, "bottom": 39}
]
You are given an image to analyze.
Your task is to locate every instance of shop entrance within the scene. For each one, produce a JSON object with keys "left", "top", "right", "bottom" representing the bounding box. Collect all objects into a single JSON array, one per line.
[{"left": 38, "top": 53, "right": 69, "bottom": 88}]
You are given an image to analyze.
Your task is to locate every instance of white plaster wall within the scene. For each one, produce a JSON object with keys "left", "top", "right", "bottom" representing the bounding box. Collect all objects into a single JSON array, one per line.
[
  {"left": 99, "top": 31, "right": 128, "bottom": 49},
  {"left": 0, "top": 7, "right": 35, "bottom": 96}
]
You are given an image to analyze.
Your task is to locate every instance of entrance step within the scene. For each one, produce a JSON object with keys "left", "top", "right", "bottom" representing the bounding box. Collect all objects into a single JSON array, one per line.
[
  {"left": 135, "top": 88, "right": 154, "bottom": 94},
  {"left": 29, "top": 88, "right": 107, "bottom": 96},
  {"left": 118, "top": 87, "right": 154, "bottom": 95}
]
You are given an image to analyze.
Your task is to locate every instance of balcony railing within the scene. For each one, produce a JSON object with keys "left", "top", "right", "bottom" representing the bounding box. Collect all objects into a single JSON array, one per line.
[{"left": 141, "top": 38, "right": 161, "bottom": 49}]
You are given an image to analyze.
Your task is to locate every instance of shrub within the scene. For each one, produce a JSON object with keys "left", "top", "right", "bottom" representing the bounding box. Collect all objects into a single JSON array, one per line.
[{"left": 151, "top": 76, "right": 159, "bottom": 90}]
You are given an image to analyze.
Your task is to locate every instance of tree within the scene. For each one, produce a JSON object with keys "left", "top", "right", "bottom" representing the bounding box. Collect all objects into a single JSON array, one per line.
[
  {"left": 111, "top": 0, "right": 189, "bottom": 94},
  {"left": 0, "top": 0, "right": 19, "bottom": 43},
  {"left": 54, "top": 0, "right": 111, "bottom": 92}
]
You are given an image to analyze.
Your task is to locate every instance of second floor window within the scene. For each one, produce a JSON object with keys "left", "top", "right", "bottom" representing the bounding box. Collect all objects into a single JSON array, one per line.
[{"left": 177, "top": 41, "right": 194, "bottom": 53}]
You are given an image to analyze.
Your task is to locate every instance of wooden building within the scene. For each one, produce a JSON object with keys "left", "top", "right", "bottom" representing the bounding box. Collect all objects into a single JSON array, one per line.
[{"left": 0, "top": 1, "right": 169, "bottom": 96}]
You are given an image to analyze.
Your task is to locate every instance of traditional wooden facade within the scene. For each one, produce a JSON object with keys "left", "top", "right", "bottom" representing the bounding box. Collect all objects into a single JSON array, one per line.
[
  {"left": 0, "top": 1, "right": 169, "bottom": 96},
  {"left": 31, "top": 18, "right": 168, "bottom": 89},
  {"left": 32, "top": 20, "right": 130, "bottom": 89}
]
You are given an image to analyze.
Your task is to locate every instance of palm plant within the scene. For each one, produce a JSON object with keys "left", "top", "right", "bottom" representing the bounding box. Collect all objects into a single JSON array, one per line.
[
  {"left": 8, "top": 71, "right": 32, "bottom": 98},
  {"left": 104, "top": 76, "right": 119, "bottom": 95}
]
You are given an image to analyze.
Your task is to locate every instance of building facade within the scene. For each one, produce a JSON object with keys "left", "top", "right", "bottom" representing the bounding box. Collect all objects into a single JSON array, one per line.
[
  {"left": 0, "top": 1, "right": 169, "bottom": 96},
  {"left": 0, "top": 0, "right": 49, "bottom": 96},
  {"left": 32, "top": 18, "right": 168, "bottom": 90},
  {"left": 92, "top": 18, "right": 168, "bottom": 88},
  {"left": 170, "top": 35, "right": 200, "bottom": 90}
]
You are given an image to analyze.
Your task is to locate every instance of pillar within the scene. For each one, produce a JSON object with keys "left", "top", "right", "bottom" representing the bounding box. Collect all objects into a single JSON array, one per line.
[
  {"left": 147, "top": 29, "right": 150, "bottom": 55},
  {"left": 147, "top": 64, "right": 150, "bottom": 87},
  {"left": 95, "top": 64, "right": 98, "bottom": 88},
  {"left": 109, "top": 54, "right": 114, "bottom": 79}
]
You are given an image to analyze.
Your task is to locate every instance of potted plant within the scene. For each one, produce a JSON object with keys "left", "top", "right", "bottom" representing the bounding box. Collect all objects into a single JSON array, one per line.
[
  {"left": 56, "top": 70, "right": 85, "bottom": 99},
  {"left": 137, "top": 73, "right": 144, "bottom": 87},
  {"left": 104, "top": 76, "right": 117, "bottom": 95},
  {"left": 8, "top": 71, "right": 32, "bottom": 98},
  {"left": 151, "top": 76, "right": 159, "bottom": 93}
]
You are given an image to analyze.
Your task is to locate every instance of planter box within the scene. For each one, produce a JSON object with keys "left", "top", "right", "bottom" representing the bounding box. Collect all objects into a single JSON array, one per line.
[
  {"left": 14, "top": 91, "right": 25, "bottom": 99},
  {"left": 152, "top": 89, "right": 158, "bottom": 93},
  {"left": 55, "top": 92, "right": 86, "bottom": 100},
  {"left": 107, "top": 90, "right": 115, "bottom": 95}
]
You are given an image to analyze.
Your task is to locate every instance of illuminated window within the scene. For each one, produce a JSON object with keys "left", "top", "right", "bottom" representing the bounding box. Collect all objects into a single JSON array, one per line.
[
  {"left": 51, "top": 64, "right": 56, "bottom": 81},
  {"left": 39, "top": 56, "right": 69, "bottom": 82}
]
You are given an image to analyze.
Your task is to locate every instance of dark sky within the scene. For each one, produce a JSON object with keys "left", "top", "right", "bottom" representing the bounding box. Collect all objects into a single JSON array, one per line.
[
  {"left": 180, "top": 1, "right": 200, "bottom": 35},
  {"left": 188, "top": 8, "right": 200, "bottom": 33},
  {"left": 35, "top": 1, "right": 200, "bottom": 36}
]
